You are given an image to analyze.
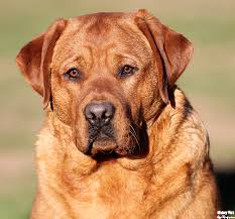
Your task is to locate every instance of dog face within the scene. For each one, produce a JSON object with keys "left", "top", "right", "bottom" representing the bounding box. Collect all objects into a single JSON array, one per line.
[{"left": 16, "top": 10, "right": 193, "bottom": 158}]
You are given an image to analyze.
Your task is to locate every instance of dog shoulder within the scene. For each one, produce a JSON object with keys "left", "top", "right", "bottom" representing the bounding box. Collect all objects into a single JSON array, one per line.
[
  {"left": 174, "top": 88, "right": 210, "bottom": 162},
  {"left": 155, "top": 87, "right": 210, "bottom": 166}
]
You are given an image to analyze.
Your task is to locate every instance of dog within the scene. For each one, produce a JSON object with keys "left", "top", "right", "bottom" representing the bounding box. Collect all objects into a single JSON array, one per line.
[{"left": 16, "top": 10, "right": 218, "bottom": 219}]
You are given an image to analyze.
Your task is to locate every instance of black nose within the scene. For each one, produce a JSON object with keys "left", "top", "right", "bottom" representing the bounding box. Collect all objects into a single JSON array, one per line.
[{"left": 84, "top": 102, "right": 115, "bottom": 126}]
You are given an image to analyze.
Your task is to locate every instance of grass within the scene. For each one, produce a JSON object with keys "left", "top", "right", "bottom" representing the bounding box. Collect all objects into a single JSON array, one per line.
[
  {"left": 0, "top": 0, "right": 235, "bottom": 217},
  {"left": 0, "top": 185, "right": 35, "bottom": 219}
]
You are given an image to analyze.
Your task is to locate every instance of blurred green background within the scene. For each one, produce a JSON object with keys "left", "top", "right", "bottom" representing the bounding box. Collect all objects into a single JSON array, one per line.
[{"left": 0, "top": 0, "right": 234, "bottom": 218}]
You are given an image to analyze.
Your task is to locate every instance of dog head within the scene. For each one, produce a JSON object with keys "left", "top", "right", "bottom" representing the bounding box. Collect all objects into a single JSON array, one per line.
[{"left": 16, "top": 10, "right": 193, "bottom": 159}]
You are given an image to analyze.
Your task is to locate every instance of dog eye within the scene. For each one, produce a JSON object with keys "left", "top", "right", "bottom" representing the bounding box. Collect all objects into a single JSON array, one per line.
[
  {"left": 118, "top": 65, "right": 136, "bottom": 77},
  {"left": 64, "top": 68, "right": 80, "bottom": 81}
]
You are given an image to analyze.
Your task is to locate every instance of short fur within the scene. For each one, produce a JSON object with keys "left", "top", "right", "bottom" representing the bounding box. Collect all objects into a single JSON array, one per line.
[{"left": 16, "top": 10, "right": 218, "bottom": 219}]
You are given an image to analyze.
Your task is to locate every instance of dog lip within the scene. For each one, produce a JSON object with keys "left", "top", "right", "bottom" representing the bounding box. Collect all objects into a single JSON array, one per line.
[
  {"left": 83, "top": 137, "right": 117, "bottom": 156},
  {"left": 83, "top": 141, "right": 94, "bottom": 155}
]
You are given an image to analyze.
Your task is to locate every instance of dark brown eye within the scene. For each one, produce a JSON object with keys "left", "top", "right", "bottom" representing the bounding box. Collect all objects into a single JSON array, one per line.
[
  {"left": 64, "top": 68, "right": 80, "bottom": 81},
  {"left": 118, "top": 65, "right": 136, "bottom": 77}
]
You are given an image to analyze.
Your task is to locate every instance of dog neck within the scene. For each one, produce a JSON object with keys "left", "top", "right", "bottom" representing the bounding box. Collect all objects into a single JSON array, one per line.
[
  {"left": 36, "top": 89, "right": 190, "bottom": 177},
  {"left": 35, "top": 109, "right": 170, "bottom": 186}
]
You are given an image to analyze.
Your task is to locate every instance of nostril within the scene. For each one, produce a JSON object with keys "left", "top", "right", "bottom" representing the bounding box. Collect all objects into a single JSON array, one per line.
[
  {"left": 86, "top": 113, "right": 96, "bottom": 125},
  {"left": 104, "top": 108, "right": 114, "bottom": 118},
  {"left": 86, "top": 112, "right": 95, "bottom": 120},
  {"left": 104, "top": 117, "right": 111, "bottom": 124},
  {"left": 84, "top": 102, "right": 115, "bottom": 126}
]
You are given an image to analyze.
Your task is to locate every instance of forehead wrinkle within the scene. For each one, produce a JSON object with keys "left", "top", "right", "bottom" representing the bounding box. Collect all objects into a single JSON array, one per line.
[
  {"left": 116, "top": 23, "right": 152, "bottom": 60},
  {"left": 102, "top": 31, "right": 151, "bottom": 68},
  {"left": 83, "top": 45, "right": 94, "bottom": 70},
  {"left": 55, "top": 17, "right": 102, "bottom": 55},
  {"left": 84, "top": 22, "right": 150, "bottom": 60},
  {"left": 86, "top": 16, "right": 110, "bottom": 36},
  {"left": 53, "top": 14, "right": 152, "bottom": 73},
  {"left": 55, "top": 46, "right": 93, "bottom": 73},
  {"left": 104, "top": 43, "right": 117, "bottom": 72}
]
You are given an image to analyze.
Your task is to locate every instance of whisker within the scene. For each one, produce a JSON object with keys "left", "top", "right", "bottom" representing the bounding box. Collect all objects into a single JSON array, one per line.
[
  {"left": 130, "top": 125, "right": 139, "bottom": 143},
  {"left": 129, "top": 124, "right": 140, "bottom": 152},
  {"left": 129, "top": 129, "right": 139, "bottom": 146}
]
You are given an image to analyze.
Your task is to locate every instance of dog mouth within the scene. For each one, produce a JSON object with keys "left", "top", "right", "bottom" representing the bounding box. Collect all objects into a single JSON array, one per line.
[
  {"left": 85, "top": 140, "right": 119, "bottom": 161},
  {"left": 86, "top": 137, "right": 117, "bottom": 154},
  {"left": 77, "top": 121, "right": 149, "bottom": 160},
  {"left": 83, "top": 123, "right": 118, "bottom": 157}
]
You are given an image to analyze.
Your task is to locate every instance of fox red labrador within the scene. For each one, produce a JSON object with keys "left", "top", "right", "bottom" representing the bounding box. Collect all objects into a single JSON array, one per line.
[{"left": 16, "top": 10, "right": 218, "bottom": 219}]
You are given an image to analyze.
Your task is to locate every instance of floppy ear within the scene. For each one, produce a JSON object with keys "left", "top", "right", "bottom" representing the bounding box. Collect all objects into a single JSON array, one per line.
[
  {"left": 16, "top": 19, "right": 67, "bottom": 108},
  {"left": 136, "top": 9, "right": 193, "bottom": 104}
]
